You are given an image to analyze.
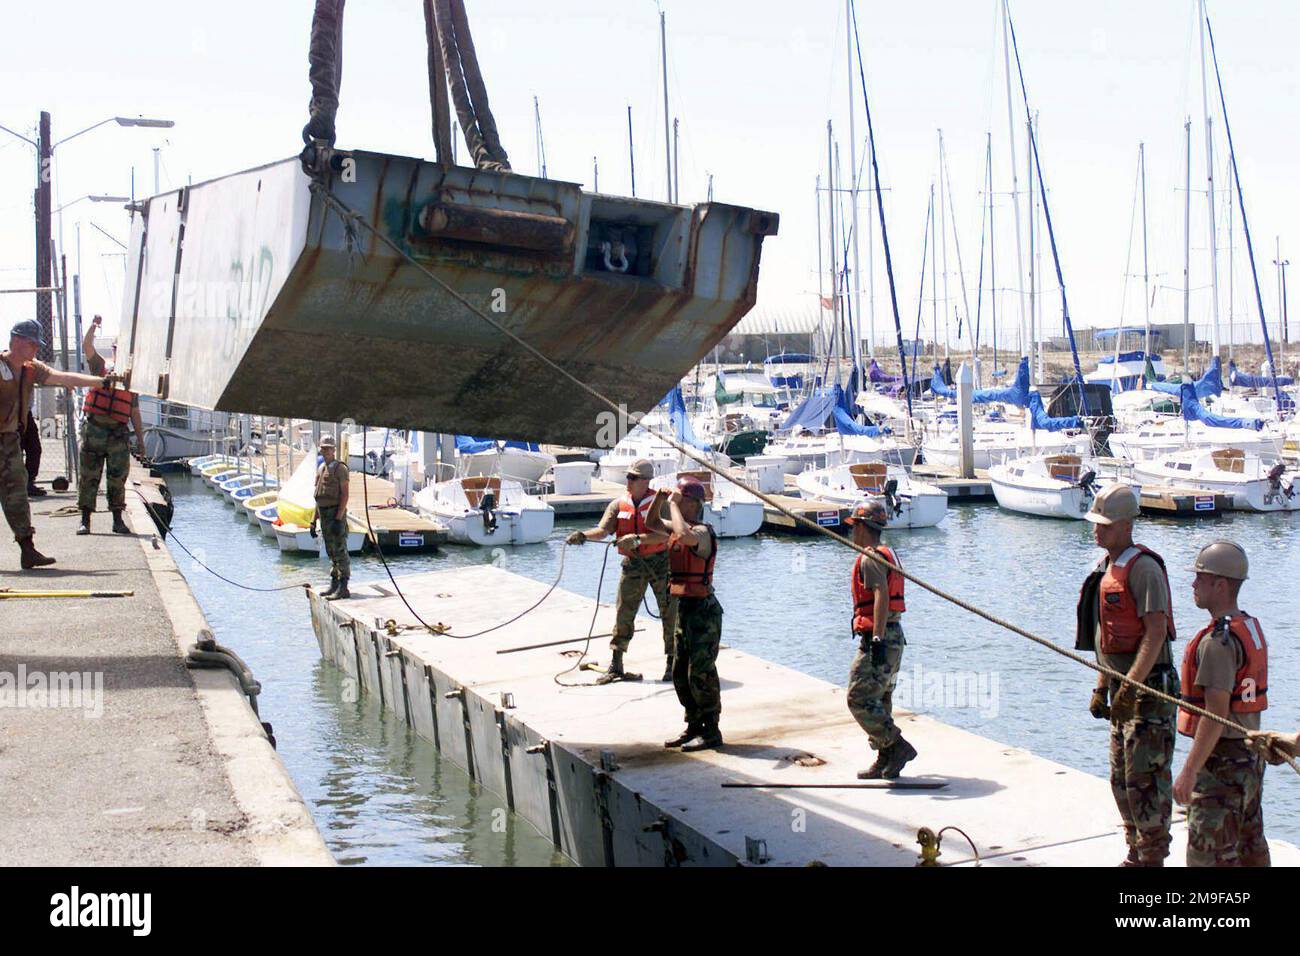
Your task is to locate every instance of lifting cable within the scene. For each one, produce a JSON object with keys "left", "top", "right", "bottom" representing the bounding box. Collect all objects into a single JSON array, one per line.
[
  {"left": 308, "top": 181, "right": 1298, "bottom": 775},
  {"left": 133, "top": 489, "right": 311, "bottom": 593}
]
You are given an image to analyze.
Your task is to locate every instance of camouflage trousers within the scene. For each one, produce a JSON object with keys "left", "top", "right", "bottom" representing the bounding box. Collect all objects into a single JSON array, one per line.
[
  {"left": 0, "top": 432, "right": 33, "bottom": 541},
  {"left": 846, "top": 623, "right": 906, "bottom": 750},
  {"left": 672, "top": 593, "right": 723, "bottom": 728},
  {"left": 78, "top": 418, "right": 130, "bottom": 512},
  {"left": 318, "top": 505, "right": 350, "bottom": 579},
  {"left": 1108, "top": 687, "right": 1176, "bottom": 864},
  {"left": 611, "top": 551, "right": 677, "bottom": 657},
  {"left": 1187, "top": 739, "right": 1271, "bottom": 867}
]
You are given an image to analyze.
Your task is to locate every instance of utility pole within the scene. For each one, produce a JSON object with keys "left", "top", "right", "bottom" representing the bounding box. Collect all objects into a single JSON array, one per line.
[
  {"left": 660, "top": 10, "right": 672, "bottom": 203},
  {"left": 593, "top": 156, "right": 598, "bottom": 192},
  {"left": 153, "top": 146, "right": 161, "bottom": 194},
  {"left": 36, "top": 111, "right": 53, "bottom": 364}
]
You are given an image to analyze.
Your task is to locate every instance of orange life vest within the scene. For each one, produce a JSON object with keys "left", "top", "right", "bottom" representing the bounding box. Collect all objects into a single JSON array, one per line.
[
  {"left": 668, "top": 526, "right": 717, "bottom": 598},
  {"left": 1097, "top": 545, "right": 1176, "bottom": 655},
  {"left": 615, "top": 493, "right": 667, "bottom": 556},
  {"left": 852, "top": 545, "right": 905, "bottom": 633},
  {"left": 83, "top": 384, "right": 134, "bottom": 425},
  {"left": 1177, "top": 614, "right": 1268, "bottom": 738}
]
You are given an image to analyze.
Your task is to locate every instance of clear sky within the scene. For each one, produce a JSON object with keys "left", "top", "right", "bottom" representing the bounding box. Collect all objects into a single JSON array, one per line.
[{"left": 2, "top": 1, "right": 1297, "bottom": 353}]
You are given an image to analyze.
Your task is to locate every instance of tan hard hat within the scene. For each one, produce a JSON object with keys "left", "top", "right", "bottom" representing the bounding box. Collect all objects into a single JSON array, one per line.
[
  {"left": 1084, "top": 483, "right": 1139, "bottom": 525},
  {"left": 1191, "top": 540, "right": 1248, "bottom": 580},
  {"left": 626, "top": 458, "right": 655, "bottom": 479},
  {"left": 319, "top": 434, "right": 337, "bottom": 448},
  {"left": 845, "top": 501, "right": 888, "bottom": 530}
]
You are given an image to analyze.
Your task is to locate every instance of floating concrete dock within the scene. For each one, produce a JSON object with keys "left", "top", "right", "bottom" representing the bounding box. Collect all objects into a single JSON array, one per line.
[
  {"left": 1, "top": 448, "right": 330, "bottom": 866},
  {"left": 309, "top": 565, "right": 1300, "bottom": 866}
]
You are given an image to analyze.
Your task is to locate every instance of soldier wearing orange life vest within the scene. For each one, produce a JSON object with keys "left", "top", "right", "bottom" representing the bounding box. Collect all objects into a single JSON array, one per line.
[
  {"left": 1172, "top": 541, "right": 1271, "bottom": 867},
  {"left": 77, "top": 316, "right": 145, "bottom": 535},
  {"left": 566, "top": 458, "right": 676, "bottom": 683},
  {"left": 1076, "top": 484, "right": 1178, "bottom": 867},
  {"left": 844, "top": 501, "right": 916, "bottom": 780},
  {"left": 641, "top": 477, "right": 724, "bottom": 752}
]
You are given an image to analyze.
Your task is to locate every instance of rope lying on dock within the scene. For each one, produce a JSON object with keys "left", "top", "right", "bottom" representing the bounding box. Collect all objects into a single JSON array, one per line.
[{"left": 309, "top": 180, "right": 1298, "bottom": 773}]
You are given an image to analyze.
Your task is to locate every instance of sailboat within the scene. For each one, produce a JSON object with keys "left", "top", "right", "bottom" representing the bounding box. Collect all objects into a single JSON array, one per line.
[
  {"left": 1132, "top": 447, "right": 1297, "bottom": 513},
  {"left": 796, "top": 461, "right": 948, "bottom": 529}
]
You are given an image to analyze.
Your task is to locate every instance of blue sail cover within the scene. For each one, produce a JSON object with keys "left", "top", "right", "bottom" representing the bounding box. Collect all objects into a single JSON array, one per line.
[
  {"left": 1229, "top": 361, "right": 1294, "bottom": 388},
  {"left": 455, "top": 436, "right": 542, "bottom": 455},
  {"left": 780, "top": 384, "right": 884, "bottom": 436},
  {"left": 1151, "top": 356, "right": 1223, "bottom": 398},
  {"left": 665, "top": 385, "right": 710, "bottom": 450},
  {"left": 867, "top": 359, "right": 902, "bottom": 384},
  {"left": 1180, "top": 383, "right": 1264, "bottom": 430},
  {"left": 930, "top": 366, "right": 955, "bottom": 399},
  {"left": 1027, "top": 391, "right": 1083, "bottom": 431}
]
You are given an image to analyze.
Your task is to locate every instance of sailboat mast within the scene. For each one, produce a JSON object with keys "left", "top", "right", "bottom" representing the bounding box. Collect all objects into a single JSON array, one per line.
[
  {"left": 1026, "top": 115, "right": 1036, "bottom": 384},
  {"left": 931, "top": 181, "right": 939, "bottom": 361},
  {"left": 989, "top": 132, "right": 998, "bottom": 375},
  {"left": 1182, "top": 116, "right": 1192, "bottom": 375},
  {"left": 1000, "top": 0, "right": 1029, "bottom": 366},
  {"left": 816, "top": 175, "right": 825, "bottom": 361},
  {"left": 827, "top": 121, "right": 840, "bottom": 376},
  {"left": 849, "top": 0, "right": 913, "bottom": 418},
  {"left": 1197, "top": 0, "right": 1222, "bottom": 357},
  {"left": 1204, "top": 11, "right": 1283, "bottom": 405},
  {"left": 627, "top": 105, "right": 636, "bottom": 197},
  {"left": 846, "top": 0, "right": 864, "bottom": 361},
  {"left": 938, "top": 132, "right": 951, "bottom": 362},
  {"left": 1140, "top": 142, "right": 1152, "bottom": 362},
  {"left": 1227, "top": 157, "right": 1234, "bottom": 363}
]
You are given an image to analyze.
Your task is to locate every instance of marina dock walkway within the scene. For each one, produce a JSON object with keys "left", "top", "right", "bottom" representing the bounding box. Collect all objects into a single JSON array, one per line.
[
  {"left": 0, "top": 446, "right": 330, "bottom": 866},
  {"left": 313, "top": 564, "right": 1300, "bottom": 867}
]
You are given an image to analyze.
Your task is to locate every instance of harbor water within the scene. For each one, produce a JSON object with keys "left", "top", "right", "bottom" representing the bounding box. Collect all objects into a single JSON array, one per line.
[{"left": 166, "top": 477, "right": 1300, "bottom": 863}]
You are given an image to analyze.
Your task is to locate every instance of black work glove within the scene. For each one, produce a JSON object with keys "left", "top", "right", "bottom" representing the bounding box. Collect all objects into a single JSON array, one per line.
[
  {"left": 1089, "top": 685, "right": 1110, "bottom": 720},
  {"left": 309, "top": 518, "right": 318, "bottom": 539}
]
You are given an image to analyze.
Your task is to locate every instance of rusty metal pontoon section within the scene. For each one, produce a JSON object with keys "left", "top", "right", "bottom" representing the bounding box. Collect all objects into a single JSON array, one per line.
[{"left": 122, "top": 151, "right": 778, "bottom": 445}]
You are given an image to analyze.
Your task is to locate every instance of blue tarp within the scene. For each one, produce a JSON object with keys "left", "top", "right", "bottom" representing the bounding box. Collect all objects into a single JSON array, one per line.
[
  {"left": 1151, "top": 356, "right": 1223, "bottom": 399},
  {"left": 455, "top": 436, "right": 542, "bottom": 455},
  {"left": 867, "top": 359, "right": 901, "bottom": 384},
  {"left": 1229, "top": 362, "right": 1294, "bottom": 388},
  {"left": 1027, "top": 391, "right": 1083, "bottom": 431},
  {"left": 1180, "top": 383, "right": 1264, "bottom": 430},
  {"left": 665, "top": 385, "right": 710, "bottom": 450},
  {"left": 930, "top": 367, "right": 955, "bottom": 399}
]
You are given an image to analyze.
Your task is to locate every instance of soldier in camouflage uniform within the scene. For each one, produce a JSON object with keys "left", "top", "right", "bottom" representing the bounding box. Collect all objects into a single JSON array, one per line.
[
  {"left": 78, "top": 318, "right": 145, "bottom": 535},
  {"left": 565, "top": 458, "right": 676, "bottom": 683},
  {"left": 313, "top": 434, "right": 351, "bottom": 600},
  {"left": 1173, "top": 541, "right": 1271, "bottom": 867},
  {"left": 2, "top": 320, "right": 115, "bottom": 568},
  {"left": 643, "top": 478, "right": 723, "bottom": 752},
  {"left": 1078, "top": 485, "right": 1178, "bottom": 866},
  {"left": 844, "top": 501, "right": 917, "bottom": 780}
]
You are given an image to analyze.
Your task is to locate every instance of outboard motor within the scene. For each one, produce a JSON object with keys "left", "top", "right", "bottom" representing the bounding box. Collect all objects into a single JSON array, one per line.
[
  {"left": 883, "top": 478, "right": 903, "bottom": 517},
  {"left": 1078, "top": 469, "right": 1097, "bottom": 492},
  {"left": 480, "top": 491, "right": 498, "bottom": 534},
  {"left": 1266, "top": 462, "right": 1295, "bottom": 499}
]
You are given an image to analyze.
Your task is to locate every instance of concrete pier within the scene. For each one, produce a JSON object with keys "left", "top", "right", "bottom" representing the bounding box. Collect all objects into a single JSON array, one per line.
[
  {"left": 311, "top": 564, "right": 1300, "bottom": 867},
  {"left": 0, "top": 447, "right": 330, "bottom": 866}
]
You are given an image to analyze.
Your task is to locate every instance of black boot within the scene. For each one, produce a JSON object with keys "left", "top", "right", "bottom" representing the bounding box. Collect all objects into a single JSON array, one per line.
[
  {"left": 18, "top": 536, "right": 56, "bottom": 569},
  {"left": 596, "top": 650, "right": 625, "bottom": 685},
  {"left": 326, "top": 576, "right": 350, "bottom": 601},
  {"left": 857, "top": 745, "right": 893, "bottom": 780},
  {"left": 27, "top": 483, "right": 46, "bottom": 497},
  {"left": 111, "top": 510, "right": 131, "bottom": 534},
  {"left": 681, "top": 723, "right": 723, "bottom": 752},
  {"left": 321, "top": 572, "right": 339, "bottom": 598},
  {"left": 880, "top": 737, "right": 917, "bottom": 779},
  {"left": 664, "top": 723, "right": 702, "bottom": 748},
  {"left": 662, "top": 657, "right": 674, "bottom": 682},
  {"left": 76, "top": 509, "right": 92, "bottom": 535}
]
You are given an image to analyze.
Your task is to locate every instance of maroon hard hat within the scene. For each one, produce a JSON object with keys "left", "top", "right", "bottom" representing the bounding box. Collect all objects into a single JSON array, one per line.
[
  {"left": 845, "top": 501, "right": 888, "bottom": 530},
  {"left": 677, "top": 476, "right": 707, "bottom": 501}
]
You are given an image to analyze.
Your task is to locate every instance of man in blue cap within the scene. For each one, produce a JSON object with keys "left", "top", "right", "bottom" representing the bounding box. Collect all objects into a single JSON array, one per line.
[{"left": 1, "top": 319, "right": 123, "bottom": 568}]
